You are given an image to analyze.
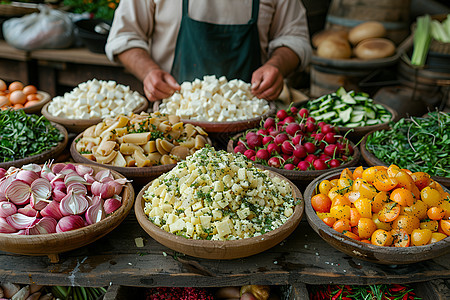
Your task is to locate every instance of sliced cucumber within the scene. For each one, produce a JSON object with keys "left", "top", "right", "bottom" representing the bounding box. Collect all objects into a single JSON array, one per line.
[
  {"left": 364, "top": 107, "right": 376, "bottom": 119},
  {"left": 342, "top": 93, "right": 357, "bottom": 104},
  {"left": 345, "top": 122, "right": 363, "bottom": 128},
  {"left": 339, "top": 107, "right": 353, "bottom": 123},
  {"left": 320, "top": 111, "right": 337, "bottom": 120},
  {"left": 334, "top": 103, "right": 348, "bottom": 110},
  {"left": 366, "top": 119, "right": 381, "bottom": 125},
  {"left": 336, "top": 87, "right": 347, "bottom": 97},
  {"left": 350, "top": 114, "right": 365, "bottom": 123}
]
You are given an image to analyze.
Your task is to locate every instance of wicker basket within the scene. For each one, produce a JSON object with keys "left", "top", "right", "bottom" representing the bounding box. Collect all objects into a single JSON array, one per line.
[{"left": 0, "top": 3, "right": 39, "bottom": 17}]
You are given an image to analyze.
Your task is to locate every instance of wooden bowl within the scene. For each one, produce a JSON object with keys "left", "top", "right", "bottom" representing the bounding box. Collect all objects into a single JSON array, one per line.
[
  {"left": 153, "top": 101, "right": 276, "bottom": 133},
  {"left": 226, "top": 132, "right": 361, "bottom": 183},
  {"left": 360, "top": 131, "right": 450, "bottom": 188},
  {"left": 22, "top": 91, "right": 51, "bottom": 115},
  {"left": 294, "top": 100, "right": 397, "bottom": 142},
  {"left": 304, "top": 168, "right": 450, "bottom": 265},
  {"left": 0, "top": 123, "right": 68, "bottom": 170},
  {"left": 70, "top": 132, "right": 176, "bottom": 186},
  {"left": 135, "top": 170, "right": 304, "bottom": 259},
  {"left": 41, "top": 99, "right": 149, "bottom": 133},
  {"left": 0, "top": 164, "right": 135, "bottom": 263}
]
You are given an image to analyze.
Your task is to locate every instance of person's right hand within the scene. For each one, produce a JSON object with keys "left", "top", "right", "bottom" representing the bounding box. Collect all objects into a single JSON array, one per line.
[{"left": 143, "top": 68, "right": 180, "bottom": 101}]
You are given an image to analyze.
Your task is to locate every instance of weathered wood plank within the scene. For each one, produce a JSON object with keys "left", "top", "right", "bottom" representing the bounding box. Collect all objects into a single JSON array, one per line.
[{"left": 0, "top": 212, "right": 448, "bottom": 288}]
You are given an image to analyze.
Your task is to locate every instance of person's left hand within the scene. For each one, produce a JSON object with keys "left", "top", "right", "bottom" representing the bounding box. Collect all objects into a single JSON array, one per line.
[{"left": 251, "top": 64, "right": 284, "bottom": 100}]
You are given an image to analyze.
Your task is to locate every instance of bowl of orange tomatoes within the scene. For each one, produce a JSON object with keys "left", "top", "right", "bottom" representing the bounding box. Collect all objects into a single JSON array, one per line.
[
  {"left": 0, "top": 79, "right": 51, "bottom": 114},
  {"left": 304, "top": 166, "right": 450, "bottom": 264}
]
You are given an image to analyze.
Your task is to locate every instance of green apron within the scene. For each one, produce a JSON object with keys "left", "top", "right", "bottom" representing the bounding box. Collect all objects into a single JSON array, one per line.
[{"left": 171, "top": 0, "right": 261, "bottom": 83}]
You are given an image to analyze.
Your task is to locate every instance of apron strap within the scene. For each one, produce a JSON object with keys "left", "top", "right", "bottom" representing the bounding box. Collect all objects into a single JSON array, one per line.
[
  {"left": 250, "top": 0, "right": 260, "bottom": 24},
  {"left": 182, "top": 0, "right": 189, "bottom": 17}
]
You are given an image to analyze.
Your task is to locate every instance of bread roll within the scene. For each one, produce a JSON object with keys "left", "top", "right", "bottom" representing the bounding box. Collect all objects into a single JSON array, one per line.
[
  {"left": 348, "top": 21, "right": 386, "bottom": 45},
  {"left": 312, "top": 29, "right": 348, "bottom": 48},
  {"left": 317, "top": 37, "right": 352, "bottom": 59},
  {"left": 354, "top": 38, "right": 396, "bottom": 59}
]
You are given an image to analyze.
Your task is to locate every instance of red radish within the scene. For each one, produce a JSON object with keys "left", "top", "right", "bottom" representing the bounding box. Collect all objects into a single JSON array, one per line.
[
  {"left": 293, "top": 145, "right": 307, "bottom": 158},
  {"left": 324, "top": 144, "right": 338, "bottom": 157},
  {"left": 307, "top": 116, "right": 316, "bottom": 123},
  {"left": 250, "top": 156, "right": 256, "bottom": 161},
  {"left": 321, "top": 124, "right": 334, "bottom": 134},
  {"left": 292, "top": 134, "right": 303, "bottom": 145},
  {"left": 281, "top": 141, "right": 294, "bottom": 155},
  {"left": 244, "top": 149, "right": 255, "bottom": 159},
  {"left": 297, "top": 161, "right": 310, "bottom": 171},
  {"left": 290, "top": 106, "right": 298, "bottom": 114},
  {"left": 264, "top": 117, "right": 275, "bottom": 129},
  {"left": 319, "top": 154, "right": 331, "bottom": 161},
  {"left": 269, "top": 129, "right": 280, "bottom": 137},
  {"left": 267, "top": 143, "right": 281, "bottom": 155},
  {"left": 329, "top": 159, "right": 341, "bottom": 168},
  {"left": 314, "top": 132, "right": 325, "bottom": 142},
  {"left": 298, "top": 108, "right": 308, "bottom": 118},
  {"left": 247, "top": 135, "right": 262, "bottom": 149},
  {"left": 257, "top": 129, "right": 267, "bottom": 135},
  {"left": 256, "top": 149, "right": 270, "bottom": 160},
  {"left": 324, "top": 132, "right": 336, "bottom": 144},
  {"left": 285, "top": 123, "right": 301, "bottom": 136},
  {"left": 276, "top": 109, "right": 288, "bottom": 120},
  {"left": 305, "top": 154, "right": 317, "bottom": 163},
  {"left": 284, "top": 116, "right": 295, "bottom": 124},
  {"left": 292, "top": 156, "right": 301, "bottom": 166},
  {"left": 282, "top": 154, "right": 290, "bottom": 162},
  {"left": 343, "top": 143, "right": 354, "bottom": 155},
  {"left": 268, "top": 157, "right": 282, "bottom": 168},
  {"left": 234, "top": 144, "right": 246, "bottom": 154},
  {"left": 284, "top": 163, "right": 295, "bottom": 170},
  {"left": 304, "top": 142, "right": 316, "bottom": 154},
  {"left": 313, "top": 159, "right": 328, "bottom": 170},
  {"left": 305, "top": 122, "right": 316, "bottom": 132},
  {"left": 237, "top": 140, "right": 246, "bottom": 147},
  {"left": 274, "top": 133, "right": 288, "bottom": 145},
  {"left": 246, "top": 131, "right": 257, "bottom": 140},
  {"left": 318, "top": 121, "right": 326, "bottom": 128},
  {"left": 262, "top": 135, "right": 274, "bottom": 145},
  {"left": 342, "top": 155, "right": 348, "bottom": 161}
]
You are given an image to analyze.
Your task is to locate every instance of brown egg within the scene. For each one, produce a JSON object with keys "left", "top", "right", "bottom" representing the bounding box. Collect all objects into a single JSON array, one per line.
[
  {"left": 0, "top": 79, "right": 6, "bottom": 92},
  {"left": 9, "top": 90, "right": 27, "bottom": 105},
  {"left": 22, "top": 85, "right": 38, "bottom": 95},
  {"left": 26, "top": 93, "right": 42, "bottom": 102},
  {"left": 0, "top": 95, "right": 10, "bottom": 107},
  {"left": 13, "top": 103, "right": 24, "bottom": 109},
  {"left": 24, "top": 100, "right": 40, "bottom": 107},
  {"left": 8, "top": 81, "right": 24, "bottom": 92}
]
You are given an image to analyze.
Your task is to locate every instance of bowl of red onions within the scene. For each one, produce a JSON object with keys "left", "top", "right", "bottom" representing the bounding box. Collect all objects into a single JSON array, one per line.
[{"left": 0, "top": 162, "right": 134, "bottom": 262}]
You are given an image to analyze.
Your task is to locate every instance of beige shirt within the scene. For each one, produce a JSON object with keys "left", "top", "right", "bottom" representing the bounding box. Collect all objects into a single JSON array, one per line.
[{"left": 106, "top": 0, "right": 312, "bottom": 73}]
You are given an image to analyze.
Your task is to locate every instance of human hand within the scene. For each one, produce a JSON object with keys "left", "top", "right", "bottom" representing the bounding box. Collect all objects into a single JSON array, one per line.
[
  {"left": 250, "top": 64, "right": 284, "bottom": 101},
  {"left": 143, "top": 68, "right": 180, "bottom": 101}
]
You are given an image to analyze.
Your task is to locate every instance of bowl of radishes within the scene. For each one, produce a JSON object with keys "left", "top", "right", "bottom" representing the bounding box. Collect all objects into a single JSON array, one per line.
[
  {"left": 0, "top": 162, "right": 134, "bottom": 262},
  {"left": 227, "top": 107, "right": 360, "bottom": 182}
]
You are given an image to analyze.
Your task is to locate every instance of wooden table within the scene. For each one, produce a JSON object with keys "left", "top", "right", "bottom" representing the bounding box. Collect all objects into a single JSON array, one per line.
[
  {"left": 0, "top": 208, "right": 448, "bottom": 298},
  {"left": 0, "top": 40, "right": 33, "bottom": 85}
]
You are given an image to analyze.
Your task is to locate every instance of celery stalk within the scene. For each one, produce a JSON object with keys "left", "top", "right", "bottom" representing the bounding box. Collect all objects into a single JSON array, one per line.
[
  {"left": 431, "top": 19, "right": 450, "bottom": 42},
  {"left": 443, "top": 15, "right": 450, "bottom": 38},
  {"left": 411, "top": 15, "right": 432, "bottom": 67}
]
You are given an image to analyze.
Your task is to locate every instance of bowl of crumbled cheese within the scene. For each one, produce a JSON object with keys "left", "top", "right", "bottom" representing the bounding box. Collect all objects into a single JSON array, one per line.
[
  {"left": 134, "top": 145, "right": 304, "bottom": 259},
  {"left": 42, "top": 79, "right": 148, "bottom": 133},
  {"left": 154, "top": 75, "right": 276, "bottom": 133}
]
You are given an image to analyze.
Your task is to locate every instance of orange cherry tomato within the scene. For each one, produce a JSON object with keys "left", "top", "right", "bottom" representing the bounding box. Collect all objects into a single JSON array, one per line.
[
  {"left": 372, "top": 191, "right": 388, "bottom": 213},
  {"left": 372, "top": 214, "right": 392, "bottom": 231},
  {"left": 340, "top": 168, "right": 353, "bottom": 180},
  {"left": 344, "top": 231, "right": 361, "bottom": 241},
  {"left": 427, "top": 207, "right": 445, "bottom": 221},
  {"left": 350, "top": 207, "right": 361, "bottom": 227},
  {"left": 322, "top": 217, "right": 336, "bottom": 227},
  {"left": 387, "top": 164, "right": 401, "bottom": 178},
  {"left": 411, "top": 172, "right": 431, "bottom": 191},
  {"left": 318, "top": 180, "right": 332, "bottom": 195},
  {"left": 392, "top": 214, "right": 420, "bottom": 235},
  {"left": 371, "top": 229, "right": 393, "bottom": 246},
  {"left": 403, "top": 200, "right": 428, "bottom": 220},
  {"left": 311, "top": 194, "right": 332, "bottom": 213},
  {"left": 430, "top": 232, "right": 447, "bottom": 243},
  {"left": 439, "top": 219, "right": 450, "bottom": 236},
  {"left": 391, "top": 228, "right": 410, "bottom": 247},
  {"left": 354, "top": 197, "right": 372, "bottom": 218},
  {"left": 362, "top": 166, "right": 387, "bottom": 184},
  {"left": 390, "top": 188, "right": 414, "bottom": 207},
  {"left": 360, "top": 239, "right": 371, "bottom": 244},
  {"left": 394, "top": 171, "right": 414, "bottom": 191},
  {"left": 420, "top": 219, "right": 439, "bottom": 232},
  {"left": 411, "top": 229, "right": 432, "bottom": 246},
  {"left": 332, "top": 218, "right": 351, "bottom": 233},
  {"left": 330, "top": 205, "right": 351, "bottom": 220},
  {"left": 353, "top": 166, "right": 364, "bottom": 179},
  {"left": 378, "top": 202, "right": 401, "bottom": 223},
  {"left": 358, "top": 217, "right": 378, "bottom": 240},
  {"left": 332, "top": 195, "right": 351, "bottom": 207},
  {"left": 421, "top": 187, "right": 442, "bottom": 208},
  {"left": 373, "top": 171, "right": 398, "bottom": 192}
]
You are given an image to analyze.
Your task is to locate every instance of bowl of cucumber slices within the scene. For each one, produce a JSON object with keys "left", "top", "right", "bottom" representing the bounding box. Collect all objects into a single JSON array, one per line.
[{"left": 298, "top": 87, "right": 397, "bottom": 142}]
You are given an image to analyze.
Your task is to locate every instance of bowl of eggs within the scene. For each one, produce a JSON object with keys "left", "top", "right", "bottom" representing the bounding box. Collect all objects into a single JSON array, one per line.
[{"left": 0, "top": 79, "right": 51, "bottom": 114}]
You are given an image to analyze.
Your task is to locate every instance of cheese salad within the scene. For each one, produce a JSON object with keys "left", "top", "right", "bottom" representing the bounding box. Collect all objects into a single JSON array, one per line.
[
  {"left": 159, "top": 75, "right": 270, "bottom": 122},
  {"left": 143, "top": 146, "right": 298, "bottom": 241}
]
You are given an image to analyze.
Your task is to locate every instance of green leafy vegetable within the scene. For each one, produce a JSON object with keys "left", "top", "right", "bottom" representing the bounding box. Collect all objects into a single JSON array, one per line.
[
  {"left": 366, "top": 111, "right": 450, "bottom": 177},
  {"left": 411, "top": 15, "right": 432, "bottom": 66},
  {"left": 0, "top": 109, "right": 63, "bottom": 163}
]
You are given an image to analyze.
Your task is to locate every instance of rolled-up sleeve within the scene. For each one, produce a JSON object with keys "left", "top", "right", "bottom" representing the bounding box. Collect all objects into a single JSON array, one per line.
[
  {"left": 267, "top": 0, "right": 312, "bottom": 70},
  {"left": 105, "top": 0, "right": 154, "bottom": 62}
]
